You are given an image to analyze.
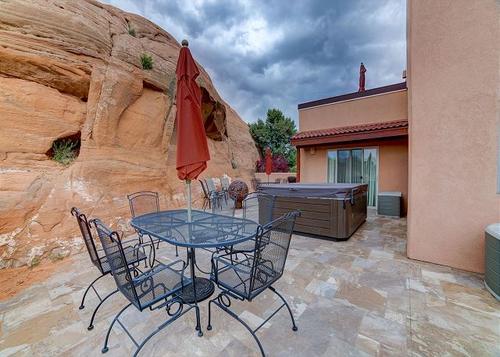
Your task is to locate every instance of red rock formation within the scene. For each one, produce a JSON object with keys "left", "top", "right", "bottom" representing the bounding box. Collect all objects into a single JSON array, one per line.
[{"left": 0, "top": 0, "right": 258, "bottom": 268}]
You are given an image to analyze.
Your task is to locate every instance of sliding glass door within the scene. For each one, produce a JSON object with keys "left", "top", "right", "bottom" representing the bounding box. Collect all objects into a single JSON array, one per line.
[
  {"left": 362, "top": 149, "right": 377, "bottom": 206},
  {"left": 327, "top": 147, "right": 378, "bottom": 206}
]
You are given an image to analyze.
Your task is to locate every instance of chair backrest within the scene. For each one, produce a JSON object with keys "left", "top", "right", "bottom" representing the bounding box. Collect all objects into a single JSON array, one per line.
[
  {"left": 71, "top": 207, "right": 104, "bottom": 273},
  {"left": 241, "top": 192, "right": 275, "bottom": 225},
  {"left": 128, "top": 191, "right": 160, "bottom": 218},
  {"left": 199, "top": 180, "right": 209, "bottom": 198},
  {"left": 221, "top": 176, "right": 230, "bottom": 190},
  {"left": 248, "top": 211, "right": 298, "bottom": 298},
  {"left": 205, "top": 178, "right": 217, "bottom": 193},
  {"left": 92, "top": 219, "right": 142, "bottom": 309}
]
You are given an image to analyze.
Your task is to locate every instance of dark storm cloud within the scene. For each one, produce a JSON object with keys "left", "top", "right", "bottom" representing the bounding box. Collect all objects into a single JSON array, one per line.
[{"left": 102, "top": 0, "right": 406, "bottom": 124}]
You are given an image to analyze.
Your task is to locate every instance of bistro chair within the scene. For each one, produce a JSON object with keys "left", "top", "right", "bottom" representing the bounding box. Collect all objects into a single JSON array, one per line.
[
  {"left": 231, "top": 192, "right": 276, "bottom": 252},
  {"left": 128, "top": 191, "right": 178, "bottom": 258},
  {"left": 207, "top": 211, "right": 300, "bottom": 357},
  {"left": 199, "top": 179, "right": 211, "bottom": 210},
  {"left": 70, "top": 207, "right": 147, "bottom": 331},
  {"left": 205, "top": 178, "right": 224, "bottom": 209},
  {"left": 92, "top": 219, "right": 197, "bottom": 357},
  {"left": 240, "top": 192, "right": 275, "bottom": 223},
  {"left": 220, "top": 176, "right": 230, "bottom": 201}
]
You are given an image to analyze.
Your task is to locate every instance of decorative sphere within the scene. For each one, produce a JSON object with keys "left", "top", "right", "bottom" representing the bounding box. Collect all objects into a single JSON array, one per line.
[{"left": 228, "top": 180, "right": 249, "bottom": 208}]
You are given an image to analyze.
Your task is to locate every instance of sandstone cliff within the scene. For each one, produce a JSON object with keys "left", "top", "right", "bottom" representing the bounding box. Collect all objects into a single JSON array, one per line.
[{"left": 0, "top": 0, "right": 259, "bottom": 268}]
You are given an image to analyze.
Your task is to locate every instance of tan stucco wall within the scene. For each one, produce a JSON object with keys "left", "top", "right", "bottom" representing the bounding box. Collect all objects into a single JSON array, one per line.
[
  {"left": 379, "top": 139, "right": 408, "bottom": 215},
  {"left": 407, "top": 0, "right": 500, "bottom": 273},
  {"left": 299, "top": 90, "right": 407, "bottom": 131},
  {"left": 299, "top": 138, "right": 408, "bottom": 213},
  {"left": 299, "top": 147, "right": 328, "bottom": 183}
]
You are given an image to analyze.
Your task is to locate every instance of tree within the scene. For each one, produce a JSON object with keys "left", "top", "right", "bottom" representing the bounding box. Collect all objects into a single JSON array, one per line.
[{"left": 249, "top": 108, "right": 297, "bottom": 171}]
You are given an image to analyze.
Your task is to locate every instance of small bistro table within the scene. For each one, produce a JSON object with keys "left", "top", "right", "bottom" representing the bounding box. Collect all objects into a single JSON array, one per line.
[{"left": 130, "top": 209, "right": 259, "bottom": 335}]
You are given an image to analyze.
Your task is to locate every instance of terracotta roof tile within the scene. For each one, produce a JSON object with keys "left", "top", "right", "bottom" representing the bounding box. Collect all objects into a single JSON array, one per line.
[{"left": 292, "top": 120, "right": 408, "bottom": 140}]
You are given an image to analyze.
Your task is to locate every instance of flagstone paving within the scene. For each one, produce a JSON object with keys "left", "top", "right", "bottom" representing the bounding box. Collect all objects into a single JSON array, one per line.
[{"left": 0, "top": 212, "right": 498, "bottom": 356}]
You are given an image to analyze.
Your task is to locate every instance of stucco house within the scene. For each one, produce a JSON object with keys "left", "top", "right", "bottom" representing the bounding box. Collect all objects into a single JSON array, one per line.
[{"left": 291, "top": 0, "right": 499, "bottom": 273}]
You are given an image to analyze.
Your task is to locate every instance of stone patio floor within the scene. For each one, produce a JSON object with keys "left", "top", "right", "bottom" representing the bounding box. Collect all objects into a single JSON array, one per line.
[{"left": 0, "top": 212, "right": 499, "bottom": 356}]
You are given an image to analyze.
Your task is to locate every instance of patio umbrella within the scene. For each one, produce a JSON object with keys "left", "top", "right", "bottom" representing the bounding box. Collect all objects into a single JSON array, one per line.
[
  {"left": 265, "top": 147, "right": 272, "bottom": 183},
  {"left": 175, "top": 40, "right": 210, "bottom": 221}
]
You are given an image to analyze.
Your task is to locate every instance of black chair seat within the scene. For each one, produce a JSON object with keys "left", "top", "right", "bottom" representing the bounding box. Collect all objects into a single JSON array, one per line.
[
  {"left": 99, "top": 245, "right": 147, "bottom": 274},
  {"left": 213, "top": 255, "right": 279, "bottom": 300},
  {"left": 132, "top": 260, "right": 189, "bottom": 309}
]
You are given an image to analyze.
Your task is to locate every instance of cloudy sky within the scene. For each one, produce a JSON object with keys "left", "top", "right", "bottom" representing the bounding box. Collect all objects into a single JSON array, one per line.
[{"left": 102, "top": 0, "right": 406, "bottom": 124}]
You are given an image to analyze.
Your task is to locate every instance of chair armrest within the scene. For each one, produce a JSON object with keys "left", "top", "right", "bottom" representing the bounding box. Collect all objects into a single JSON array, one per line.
[{"left": 211, "top": 252, "right": 254, "bottom": 278}]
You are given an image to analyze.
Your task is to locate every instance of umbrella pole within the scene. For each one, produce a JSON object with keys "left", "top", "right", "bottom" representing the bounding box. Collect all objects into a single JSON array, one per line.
[{"left": 186, "top": 179, "right": 192, "bottom": 222}]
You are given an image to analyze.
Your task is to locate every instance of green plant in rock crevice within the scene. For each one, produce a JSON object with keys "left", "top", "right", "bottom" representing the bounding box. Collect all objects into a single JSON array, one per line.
[
  {"left": 52, "top": 139, "right": 78, "bottom": 166},
  {"left": 141, "top": 53, "right": 153, "bottom": 70}
]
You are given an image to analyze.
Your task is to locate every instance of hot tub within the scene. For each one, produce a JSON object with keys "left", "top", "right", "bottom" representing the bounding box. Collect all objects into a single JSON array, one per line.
[{"left": 258, "top": 183, "right": 368, "bottom": 240}]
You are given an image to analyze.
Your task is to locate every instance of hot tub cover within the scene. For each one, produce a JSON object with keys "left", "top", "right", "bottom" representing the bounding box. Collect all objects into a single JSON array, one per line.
[{"left": 258, "top": 183, "right": 367, "bottom": 199}]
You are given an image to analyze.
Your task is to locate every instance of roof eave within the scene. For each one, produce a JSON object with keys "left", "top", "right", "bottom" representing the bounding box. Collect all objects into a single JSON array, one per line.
[{"left": 291, "top": 126, "right": 408, "bottom": 147}]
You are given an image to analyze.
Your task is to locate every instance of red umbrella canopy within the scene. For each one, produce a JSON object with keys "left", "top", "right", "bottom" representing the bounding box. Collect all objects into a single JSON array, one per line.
[
  {"left": 175, "top": 40, "right": 210, "bottom": 181},
  {"left": 265, "top": 147, "right": 272, "bottom": 176}
]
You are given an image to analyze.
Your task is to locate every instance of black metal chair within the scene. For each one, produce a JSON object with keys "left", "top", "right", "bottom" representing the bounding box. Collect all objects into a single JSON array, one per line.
[
  {"left": 199, "top": 179, "right": 212, "bottom": 210},
  {"left": 220, "top": 176, "right": 230, "bottom": 202},
  {"left": 231, "top": 192, "right": 276, "bottom": 252},
  {"left": 128, "top": 191, "right": 178, "bottom": 258},
  {"left": 70, "top": 207, "right": 147, "bottom": 331},
  {"left": 205, "top": 178, "right": 224, "bottom": 209},
  {"left": 92, "top": 219, "right": 197, "bottom": 356},
  {"left": 207, "top": 211, "right": 300, "bottom": 357}
]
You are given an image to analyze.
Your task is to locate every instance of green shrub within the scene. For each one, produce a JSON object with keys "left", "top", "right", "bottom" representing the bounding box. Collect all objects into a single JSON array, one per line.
[
  {"left": 52, "top": 139, "right": 78, "bottom": 166},
  {"left": 128, "top": 25, "right": 136, "bottom": 37},
  {"left": 141, "top": 53, "right": 153, "bottom": 70}
]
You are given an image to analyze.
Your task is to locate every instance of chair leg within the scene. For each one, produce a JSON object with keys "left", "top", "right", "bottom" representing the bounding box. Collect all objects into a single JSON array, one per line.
[
  {"left": 207, "top": 298, "right": 214, "bottom": 330},
  {"left": 208, "top": 294, "right": 266, "bottom": 357},
  {"left": 87, "top": 289, "right": 119, "bottom": 331},
  {"left": 102, "top": 302, "right": 133, "bottom": 353},
  {"left": 79, "top": 274, "right": 106, "bottom": 310},
  {"left": 175, "top": 245, "right": 179, "bottom": 257},
  {"left": 269, "top": 286, "right": 298, "bottom": 331}
]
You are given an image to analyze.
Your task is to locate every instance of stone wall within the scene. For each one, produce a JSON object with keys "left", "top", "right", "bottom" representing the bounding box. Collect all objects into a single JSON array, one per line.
[{"left": 0, "top": 0, "right": 258, "bottom": 268}]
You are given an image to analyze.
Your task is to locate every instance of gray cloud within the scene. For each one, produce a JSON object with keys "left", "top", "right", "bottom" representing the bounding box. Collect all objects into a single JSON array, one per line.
[{"left": 102, "top": 0, "right": 406, "bottom": 125}]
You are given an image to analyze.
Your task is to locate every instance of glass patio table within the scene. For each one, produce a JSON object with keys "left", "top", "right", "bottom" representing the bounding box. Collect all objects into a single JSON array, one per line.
[{"left": 130, "top": 209, "right": 259, "bottom": 335}]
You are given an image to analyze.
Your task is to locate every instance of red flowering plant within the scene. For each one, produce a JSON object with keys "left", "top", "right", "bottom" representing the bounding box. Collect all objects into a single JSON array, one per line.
[{"left": 256, "top": 154, "right": 289, "bottom": 173}]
